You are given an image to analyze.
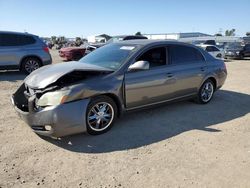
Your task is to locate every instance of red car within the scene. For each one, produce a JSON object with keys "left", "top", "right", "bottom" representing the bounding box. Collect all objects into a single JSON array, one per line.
[{"left": 59, "top": 47, "right": 86, "bottom": 61}]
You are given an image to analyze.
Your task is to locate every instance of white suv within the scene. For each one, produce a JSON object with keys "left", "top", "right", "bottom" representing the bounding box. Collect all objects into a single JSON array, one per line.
[{"left": 197, "top": 44, "right": 225, "bottom": 59}]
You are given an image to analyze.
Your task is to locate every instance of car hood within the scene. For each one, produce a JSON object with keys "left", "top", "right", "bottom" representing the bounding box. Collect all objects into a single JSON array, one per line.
[{"left": 24, "top": 61, "right": 113, "bottom": 89}]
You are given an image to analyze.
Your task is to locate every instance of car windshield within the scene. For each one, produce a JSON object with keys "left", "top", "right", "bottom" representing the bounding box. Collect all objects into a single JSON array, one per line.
[{"left": 80, "top": 43, "right": 137, "bottom": 70}]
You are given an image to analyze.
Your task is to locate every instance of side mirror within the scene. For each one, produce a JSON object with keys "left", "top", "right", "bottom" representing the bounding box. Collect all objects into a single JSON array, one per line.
[{"left": 128, "top": 61, "right": 149, "bottom": 71}]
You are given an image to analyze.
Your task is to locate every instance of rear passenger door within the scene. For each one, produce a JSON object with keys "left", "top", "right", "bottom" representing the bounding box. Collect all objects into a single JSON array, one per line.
[{"left": 167, "top": 45, "right": 207, "bottom": 97}]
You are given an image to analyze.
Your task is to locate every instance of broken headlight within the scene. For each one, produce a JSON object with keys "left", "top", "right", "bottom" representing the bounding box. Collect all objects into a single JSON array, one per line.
[{"left": 36, "top": 90, "right": 71, "bottom": 107}]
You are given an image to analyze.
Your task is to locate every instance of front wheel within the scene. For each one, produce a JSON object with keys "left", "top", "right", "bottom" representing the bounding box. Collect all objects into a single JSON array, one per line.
[
  {"left": 86, "top": 96, "right": 117, "bottom": 135},
  {"left": 196, "top": 79, "right": 215, "bottom": 104}
]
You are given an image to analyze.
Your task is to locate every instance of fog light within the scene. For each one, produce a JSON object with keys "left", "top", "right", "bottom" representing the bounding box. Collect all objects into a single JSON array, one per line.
[{"left": 44, "top": 125, "right": 52, "bottom": 131}]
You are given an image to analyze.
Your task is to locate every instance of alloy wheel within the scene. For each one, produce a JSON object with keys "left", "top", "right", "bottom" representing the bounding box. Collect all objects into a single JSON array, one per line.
[
  {"left": 201, "top": 82, "right": 214, "bottom": 102},
  {"left": 24, "top": 59, "right": 40, "bottom": 73},
  {"left": 87, "top": 102, "right": 114, "bottom": 132}
]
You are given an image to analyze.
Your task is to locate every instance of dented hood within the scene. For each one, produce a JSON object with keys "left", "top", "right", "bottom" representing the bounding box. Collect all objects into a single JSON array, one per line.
[{"left": 24, "top": 61, "right": 112, "bottom": 89}]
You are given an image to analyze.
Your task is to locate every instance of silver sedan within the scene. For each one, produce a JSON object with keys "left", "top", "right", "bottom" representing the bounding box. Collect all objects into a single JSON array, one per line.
[{"left": 11, "top": 40, "right": 227, "bottom": 137}]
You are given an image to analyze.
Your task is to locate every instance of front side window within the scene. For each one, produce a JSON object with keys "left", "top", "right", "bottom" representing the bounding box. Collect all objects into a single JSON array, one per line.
[
  {"left": 169, "top": 45, "right": 204, "bottom": 65},
  {"left": 136, "top": 47, "right": 167, "bottom": 68},
  {"left": 80, "top": 43, "right": 138, "bottom": 70}
]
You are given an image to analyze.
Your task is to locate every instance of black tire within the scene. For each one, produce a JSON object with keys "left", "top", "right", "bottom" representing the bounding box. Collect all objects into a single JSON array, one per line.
[
  {"left": 196, "top": 79, "right": 215, "bottom": 104},
  {"left": 86, "top": 96, "right": 117, "bottom": 135},
  {"left": 21, "top": 57, "right": 42, "bottom": 74}
]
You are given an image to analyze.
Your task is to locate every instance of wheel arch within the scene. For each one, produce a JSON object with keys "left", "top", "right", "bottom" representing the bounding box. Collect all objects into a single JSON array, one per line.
[
  {"left": 200, "top": 76, "right": 217, "bottom": 91},
  {"left": 91, "top": 93, "right": 123, "bottom": 117}
]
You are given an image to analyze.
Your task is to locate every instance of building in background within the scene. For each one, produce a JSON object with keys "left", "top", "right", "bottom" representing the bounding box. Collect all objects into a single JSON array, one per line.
[
  {"left": 144, "top": 32, "right": 211, "bottom": 40},
  {"left": 87, "top": 34, "right": 111, "bottom": 43}
]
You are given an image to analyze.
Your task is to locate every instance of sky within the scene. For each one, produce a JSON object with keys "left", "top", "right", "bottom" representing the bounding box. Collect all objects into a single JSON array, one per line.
[{"left": 0, "top": 0, "right": 249, "bottom": 38}]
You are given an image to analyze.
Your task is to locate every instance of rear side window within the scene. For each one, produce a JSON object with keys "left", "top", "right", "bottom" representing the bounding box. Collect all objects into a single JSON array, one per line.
[
  {"left": 169, "top": 45, "right": 204, "bottom": 64},
  {"left": 0, "top": 33, "right": 36, "bottom": 46},
  {"left": 206, "top": 46, "right": 219, "bottom": 52}
]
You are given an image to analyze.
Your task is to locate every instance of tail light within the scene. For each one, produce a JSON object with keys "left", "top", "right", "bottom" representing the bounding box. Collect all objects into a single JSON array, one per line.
[{"left": 43, "top": 46, "right": 49, "bottom": 53}]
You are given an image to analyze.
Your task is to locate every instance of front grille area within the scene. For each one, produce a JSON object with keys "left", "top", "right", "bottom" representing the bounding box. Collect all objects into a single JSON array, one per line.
[{"left": 13, "top": 84, "right": 29, "bottom": 112}]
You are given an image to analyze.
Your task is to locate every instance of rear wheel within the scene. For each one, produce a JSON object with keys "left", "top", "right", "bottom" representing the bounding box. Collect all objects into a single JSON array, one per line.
[
  {"left": 196, "top": 79, "right": 215, "bottom": 104},
  {"left": 22, "top": 57, "right": 41, "bottom": 74},
  {"left": 86, "top": 96, "right": 117, "bottom": 135}
]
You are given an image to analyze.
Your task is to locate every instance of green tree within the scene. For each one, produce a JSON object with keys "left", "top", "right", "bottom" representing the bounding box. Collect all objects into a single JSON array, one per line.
[
  {"left": 135, "top": 31, "right": 142, "bottom": 36},
  {"left": 58, "top": 36, "right": 66, "bottom": 45},
  {"left": 214, "top": 33, "right": 222, "bottom": 36},
  {"left": 225, "top": 29, "right": 236, "bottom": 36},
  {"left": 246, "top": 32, "right": 250, "bottom": 36},
  {"left": 51, "top": 36, "right": 57, "bottom": 45}
]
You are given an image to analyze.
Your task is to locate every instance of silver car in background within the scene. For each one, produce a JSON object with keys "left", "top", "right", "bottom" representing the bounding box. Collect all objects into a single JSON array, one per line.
[
  {"left": 0, "top": 31, "right": 52, "bottom": 74},
  {"left": 12, "top": 40, "right": 227, "bottom": 137}
]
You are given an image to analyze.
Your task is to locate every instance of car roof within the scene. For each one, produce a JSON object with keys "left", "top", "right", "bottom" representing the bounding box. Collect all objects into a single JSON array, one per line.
[
  {"left": 0, "top": 31, "right": 37, "bottom": 37},
  {"left": 197, "top": 44, "right": 217, "bottom": 47},
  {"left": 115, "top": 39, "right": 197, "bottom": 47}
]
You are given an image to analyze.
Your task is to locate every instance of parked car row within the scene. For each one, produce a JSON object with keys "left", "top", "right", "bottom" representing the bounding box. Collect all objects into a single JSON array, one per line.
[
  {"left": 192, "top": 39, "right": 250, "bottom": 60},
  {"left": 224, "top": 43, "right": 250, "bottom": 59},
  {"left": 59, "top": 35, "right": 148, "bottom": 61},
  {"left": 1, "top": 31, "right": 248, "bottom": 76}
]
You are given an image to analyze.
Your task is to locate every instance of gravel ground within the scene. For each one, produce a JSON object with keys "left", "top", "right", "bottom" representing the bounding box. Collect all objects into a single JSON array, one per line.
[{"left": 0, "top": 50, "right": 250, "bottom": 188}]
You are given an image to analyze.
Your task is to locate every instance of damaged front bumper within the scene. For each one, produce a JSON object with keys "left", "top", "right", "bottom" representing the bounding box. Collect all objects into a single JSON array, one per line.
[{"left": 11, "top": 85, "right": 90, "bottom": 137}]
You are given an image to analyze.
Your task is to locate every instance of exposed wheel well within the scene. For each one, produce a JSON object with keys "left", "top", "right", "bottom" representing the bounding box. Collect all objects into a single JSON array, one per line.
[{"left": 19, "top": 56, "right": 42, "bottom": 70}]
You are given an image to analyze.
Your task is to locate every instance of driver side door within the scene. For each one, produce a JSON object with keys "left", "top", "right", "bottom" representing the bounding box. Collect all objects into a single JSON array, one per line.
[{"left": 124, "top": 46, "right": 177, "bottom": 109}]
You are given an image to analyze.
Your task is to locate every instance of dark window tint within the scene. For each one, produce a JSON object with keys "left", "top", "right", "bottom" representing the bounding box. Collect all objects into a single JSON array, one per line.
[
  {"left": 245, "top": 44, "right": 250, "bottom": 50},
  {"left": 123, "top": 36, "right": 148, "bottom": 40},
  {"left": 0, "top": 33, "right": 36, "bottom": 46},
  {"left": 169, "top": 45, "right": 204, "bottom": 64},
  {"left": 206, "top": 46, "right": 219, "bottom": 52},
  {"left": 137, "top": 47, "right": 166, "bottom": 68}
]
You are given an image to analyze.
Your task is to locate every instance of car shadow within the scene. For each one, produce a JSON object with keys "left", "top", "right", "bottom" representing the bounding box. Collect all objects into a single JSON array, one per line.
[
  {"left": 41, "top": 90, "right": 250, "bottom": 153},
  {"left": 0, "top": 70, "right": 26, "bottom": 82}
]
